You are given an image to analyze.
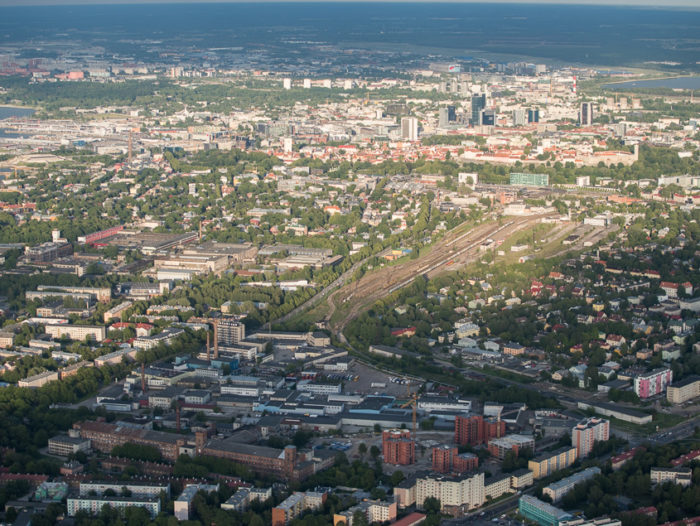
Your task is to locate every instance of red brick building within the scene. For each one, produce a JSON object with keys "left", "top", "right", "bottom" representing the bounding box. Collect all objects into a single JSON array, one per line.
[
  {"left": 383, "top": 429, "right": 415, "bottom": 465},
  {"left": 432, "top": 445, "right": 479, "bottom": 474},
  {"left": 454, "top": 415, "right": 505, "bottom": 446}
]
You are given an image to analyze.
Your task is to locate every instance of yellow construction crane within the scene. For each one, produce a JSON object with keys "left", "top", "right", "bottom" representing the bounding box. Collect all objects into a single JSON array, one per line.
[{"left": 400, "top": 392, "right": 418, "bottom": 439}]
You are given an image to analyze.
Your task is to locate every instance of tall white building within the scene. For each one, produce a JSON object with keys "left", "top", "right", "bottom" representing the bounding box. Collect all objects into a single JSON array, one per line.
[
  {"left": 401, "top": 117, "right": 419, "bottom": 141},
  {"left": 571, "top": 417, "right": 609, "bottom": 458},
  {"left": 283, "top": 78, "right": 292, "bottom": 90},
  {"left": 415, "top": 472, "right": 484, "bottom": 512}
]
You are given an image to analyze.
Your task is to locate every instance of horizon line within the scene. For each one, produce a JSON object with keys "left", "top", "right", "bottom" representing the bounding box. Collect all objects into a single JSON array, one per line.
[{"left": 1, "top": 0, "right": 699, "bottom": 7}]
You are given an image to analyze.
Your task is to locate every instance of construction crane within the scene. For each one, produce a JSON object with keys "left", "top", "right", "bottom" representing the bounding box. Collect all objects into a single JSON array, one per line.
[{"left": 400, "top": 389, "right": 418, "bottom": 439}]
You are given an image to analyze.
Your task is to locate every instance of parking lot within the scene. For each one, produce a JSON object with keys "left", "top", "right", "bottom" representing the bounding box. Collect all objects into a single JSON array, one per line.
[{"left": 343, "top": 361, "right": 422, "bottom": 397}]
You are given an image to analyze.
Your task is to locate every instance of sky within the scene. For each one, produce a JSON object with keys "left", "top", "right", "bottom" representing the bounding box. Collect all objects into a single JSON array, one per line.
[{"left": 0, "top": 0, "right": 698, "bottom": 5}]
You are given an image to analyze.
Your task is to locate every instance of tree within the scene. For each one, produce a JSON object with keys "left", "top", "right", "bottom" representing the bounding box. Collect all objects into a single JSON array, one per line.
[
  {"left": 358, "top": 442, "right": 367, "bottom": 459},
  {"left": 423, "top": 496, "right": 441, "bottom": 514},
  {"left": 391, "top": 470, "right": 406, "bottom": 486},
  {"left": 370, "top": 445, "right": 381, "bottom": 460}
]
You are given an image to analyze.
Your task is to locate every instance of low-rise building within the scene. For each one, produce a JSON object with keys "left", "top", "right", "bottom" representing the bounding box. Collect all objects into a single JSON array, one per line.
[
  {"left": 518, "top": 495, "right": 573, "bottom": 526},
  {"left": 45, "top": 324, "right": 106, "bottom": 342},
  {"left": 67, "top": 496, "right": 161, "bottom": 518},
  {"left": 48, "top": 435, "right": 91, "bottom": 457},
  {"left": 542, "top": 467, "right": 601, "bottom": 502},
  {"left": 650, "top": 467, "right": 692, "bottom": 487}
]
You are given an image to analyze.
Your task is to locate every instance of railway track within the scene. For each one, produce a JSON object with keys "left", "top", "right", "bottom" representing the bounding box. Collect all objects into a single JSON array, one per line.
[{"left": 328, "top": 214, "right": 556, "bottom": 335}]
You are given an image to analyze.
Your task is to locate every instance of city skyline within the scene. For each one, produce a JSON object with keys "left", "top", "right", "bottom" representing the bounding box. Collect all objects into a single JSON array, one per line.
[{"left": 0, "top": 0, "right": 699, "bottom": 7}]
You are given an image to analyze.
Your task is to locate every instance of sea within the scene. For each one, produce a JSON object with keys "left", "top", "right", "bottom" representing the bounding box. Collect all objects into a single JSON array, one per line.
[{"left": 0, "top": 3, "right": 698, "bottom": 68}]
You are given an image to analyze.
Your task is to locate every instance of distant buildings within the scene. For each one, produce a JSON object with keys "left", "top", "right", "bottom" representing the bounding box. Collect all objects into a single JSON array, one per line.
[
  {"left": 470, "top": 94, "right": 486, "bottom": 126},
  {"left": 401, "top": 117, "right": 419, "bottom": 141},
  {"left": 579, "top": 102, "right": 593, "bottom": 125},
  {"left": 571, "top": 417, "right": 609, "bottom": 458}
]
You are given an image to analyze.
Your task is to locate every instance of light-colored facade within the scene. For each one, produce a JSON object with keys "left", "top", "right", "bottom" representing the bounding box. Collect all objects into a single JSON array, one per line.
[
  {"left": 650, "top": 467, "right": 692, "bottom": 487},
  {"left": 634, "top": 368, "right": 673, "bottom": 399},
  {"left": 67, "top": 497, "right": 160, "bottom": 518},
  {"left": 415, "top": 472, "right": 485, "bottom": 512},
  {"left": 529, "top": 447, "right": 578, "bottom": 479},
  {"left": 667, "top": 375, "right": 700, "bottom": 404},
  {"left": 45, "top": 324, "right": 106, "bottom": 342},
  {"left": 542, "top": 467, "right": 601, "bottom": 502},
  {"left": 571, "top": 417, "right": 609, "bottom": 458}
]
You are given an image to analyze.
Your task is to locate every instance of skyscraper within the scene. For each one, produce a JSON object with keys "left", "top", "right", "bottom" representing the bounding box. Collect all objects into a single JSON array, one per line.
[
  {"left": 439, "top": 106, "right": 456, "bottom": 128},
  {"left": 471, "top": 94, "right": 486, "bottom": 126},
  {"left": 528, "top": 109, "right": 540, "bottom": 123},
  {"left": 401, "top": 117, "right": 419, "bottom": 141},
  {"left": 513, "top": 109, "right": 527, "bottom": 126},
  {"left": 579, "top": 102, "right": 593, "bottom": 125},
  {"left": 481, "top": 109, "right": 496, "bottom": 126}
]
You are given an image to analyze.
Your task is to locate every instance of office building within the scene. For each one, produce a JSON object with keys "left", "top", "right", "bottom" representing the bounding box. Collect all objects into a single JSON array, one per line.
[
  {"left": 542, "top": 467, "right": 601, "bottom": 502},
  {"left": 383, "top": 429, "right": 415, "bottom": 465},
  {"left": 634, "top": 368, "right": 673, "bottom": 399},
  {"left": 528, "top": 446, "right": 578, "bottom": 479},
  {"left": 481, "top": 109, "right": 496, "bottom": 126},
  {"left": 518, "top": 495, "right": 572, "bottom": 526},
  {"left": 579, "top": 102, "right": 593, "bottom": 125},
  {"left": 571, "top": 417, "right": 609, "bottom": 458},
  {"left": 471, "top": 94, "right": 486, "bottom": 126},
  {"left": 439, "top": 106, "right": 456, "bottom": 128},
  {"left": 513, "top": 109, "right": 527, "bottom": 126},
  {"left": 401, "top": 117, "right": 419, "bottom": 141},
  {"left": 528, "top": 109, "right": 540, "bottom": 123}
]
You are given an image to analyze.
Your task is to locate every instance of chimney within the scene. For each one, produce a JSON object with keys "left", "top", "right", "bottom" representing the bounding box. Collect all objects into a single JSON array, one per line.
[
  {"left": 141, "top": 362, "right": 147, "bottom": 392},
  {"left": 214, "top": 320, "right": 219, "bottom": 359},
  {"left": 206, "top": 331, "right": 211, "bottom": 361},
  {"left": 176, "top": 401, "right": 181, "bottom": 432}
]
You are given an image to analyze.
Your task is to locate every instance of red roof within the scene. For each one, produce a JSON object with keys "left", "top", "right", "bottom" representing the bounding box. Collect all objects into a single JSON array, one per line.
[{"left": 391, "top": 513, "right": 427, "bottom": 526}]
